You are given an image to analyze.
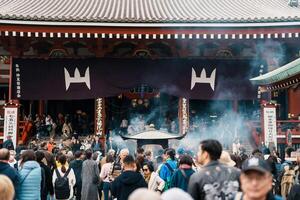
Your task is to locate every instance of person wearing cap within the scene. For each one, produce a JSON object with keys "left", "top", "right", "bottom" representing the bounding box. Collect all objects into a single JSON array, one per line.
[
  {"left": 236, "top": 157, "right": 282, "bottom": 200},
  {"left": 188, "top": 139, "right": 240, "bottom": 200}
]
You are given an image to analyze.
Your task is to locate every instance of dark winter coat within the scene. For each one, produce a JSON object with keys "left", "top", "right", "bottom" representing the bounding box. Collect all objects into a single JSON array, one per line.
[
  {"left": 0, "top": 161, "right": 20, "bottom": 190},
  {"left": 111, "top": 170, "right": 147, "bottom": 200},
  {"left": 188, "top": 161, "right": 240, "bottom": 200},
  {"left": 38, "top": 162, "right": 54, "bottom": 200},
  {"left": 288, "top": 184, "right": 300, "bottom": 200},
  {"left": 171, "top": 168, "right": 195, "bottom": 191},
  {"left": 69, "top": 159, "right": 83, "bottom": 187}
]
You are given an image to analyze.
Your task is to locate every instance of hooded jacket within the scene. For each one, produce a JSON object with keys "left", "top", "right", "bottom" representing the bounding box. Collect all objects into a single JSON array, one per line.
[
  {"left": 17, "top": 161, "right": 42, "bottom": 200},
  {"left": 0, "top": 161, "right": 20, "bottom": 190},
  {"left": 111, "top": 170, "right": 147, "bottom": 200}
]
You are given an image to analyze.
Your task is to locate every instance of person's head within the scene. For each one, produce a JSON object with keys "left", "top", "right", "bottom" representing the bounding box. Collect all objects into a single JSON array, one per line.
[
  {"left": 0, "top": 175, "right": 15, "bottom": 200},
  {"left": 107, "top": 149, "right": 116, "bottom": 157},
  {"left": 240, "top": 157, "right": 273, "bottom": 200},
  {"left": 40, "top": 142, "right": 47, "bottom": 150},
  {"left": 106, "top": 154, "right": 114, "bottom": 163},
  {"left": 252, "top": 149, "right": 264, "bottom": 160},
  {"left": 161, "top": 188, "right": 194, "bottom": 200},
  {"left": 219, "top": 151, "right": 236, "bottom": 167},
  {"left": 142, "top": 162, "right": 155, "bottom": 176},
  {"left": 145, "top": 150, "right": 152, "bottom": 161},
  {"left": 20, "top": 150, "right": 36, "bottom": 165},
  {"left": 0, "top": 148, "right": 10, "bottom": 162},
  {"left": 128, "top": 188, "right": 161, "bottom": 200},
  {"left": 197, "top": 139, "right": 222, "bottom": 165},
  {"left": 92, "top": 152, "right": 99, "bottom": 161},
  {"left": 136, "top": 147, "right": 144, "bottom": 157},
  {"left": 179, "top": 155, "right": 194, "bottom": 168},
  {"left": 58, "top": 154, "right": 67, "bottom": 173},
  {"left": 123, "top": 155, "right": 136, "bottom": 171},
  {"left": 163, "top": 148, "right": 175, "bottom": 161},
  {"left": 120, "top": 148, "right": 129, "bottom": 162},
  {"left": 8, "top": 150, "right": 16, "bottom": 162},
  {"left": 285, "top": 146, "right": 295, "bottom": 158},
  {"left": 35, "top": 151, "right": 45, "bottom": 163},
  {"left": 85, "top": 149, "right": 93, "bottom": 160},
  {"left": 74, "top": 151, "right": 82, "bottom": 160}
]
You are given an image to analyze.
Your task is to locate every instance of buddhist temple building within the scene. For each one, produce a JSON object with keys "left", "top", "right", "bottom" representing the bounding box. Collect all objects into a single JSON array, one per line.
[{"left": 0, "top": 0, "right": 299, "bottom": 151}]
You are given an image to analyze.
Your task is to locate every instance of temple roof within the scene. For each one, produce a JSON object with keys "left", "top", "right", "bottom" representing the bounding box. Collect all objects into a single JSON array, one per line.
[
  {"left": 0, "top": 0, "right": 300, "bottom": 26},
  {"left": 250, "top": 58, "right": 300, "bottom": 85}
]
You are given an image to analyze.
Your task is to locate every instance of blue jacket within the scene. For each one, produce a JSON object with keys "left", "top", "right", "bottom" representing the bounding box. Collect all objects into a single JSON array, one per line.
[
  {"left": 17, "top": 161, "right": 41, "bottom": 200},
  {"left": 159, "top": 159, "right": 177, "bottom": 182}
]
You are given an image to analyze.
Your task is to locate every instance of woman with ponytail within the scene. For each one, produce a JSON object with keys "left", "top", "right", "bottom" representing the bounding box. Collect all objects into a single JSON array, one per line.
[{"left": 52, "top": 154, "right": 76, "bottom": 200}]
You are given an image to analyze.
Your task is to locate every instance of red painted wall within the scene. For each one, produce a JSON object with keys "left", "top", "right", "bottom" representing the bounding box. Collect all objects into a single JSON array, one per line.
[{"left": 288, "top": 88, "right": 300, "bottom": 118}]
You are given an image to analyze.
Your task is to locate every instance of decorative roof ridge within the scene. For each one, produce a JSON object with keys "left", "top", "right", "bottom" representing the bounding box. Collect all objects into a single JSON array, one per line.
[{"left": 250, "top": 58, "right": 300, "bottom": 85}]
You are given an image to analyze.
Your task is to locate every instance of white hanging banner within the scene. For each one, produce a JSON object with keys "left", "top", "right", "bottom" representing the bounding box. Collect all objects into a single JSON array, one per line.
[
  {"left": 263, "top": 107, "right": 277, "bottom": 149},
  {"left": 3, "top": 107, "right": 18, "bottom": 148}
]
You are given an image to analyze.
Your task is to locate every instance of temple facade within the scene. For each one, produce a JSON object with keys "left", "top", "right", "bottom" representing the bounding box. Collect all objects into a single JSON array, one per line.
[{"left": 0, "top": 0, "right": 299, "bottom": 148}]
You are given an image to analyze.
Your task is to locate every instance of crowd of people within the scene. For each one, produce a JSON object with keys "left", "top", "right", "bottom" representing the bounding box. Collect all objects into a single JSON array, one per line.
[
  {"left": 30, "top": 111, "right": 92, "bottom": 139},
  {"left": 1, "top": 136, "right": 300, "bottom": 200}
]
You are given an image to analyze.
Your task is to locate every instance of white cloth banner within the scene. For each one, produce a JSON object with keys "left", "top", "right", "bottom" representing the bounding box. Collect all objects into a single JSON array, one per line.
[
  {"left": 263, "top": 107, "right": 277, "bottom": 149},
  {"left": 3, "top": 107, "right": 18, "bottom": 148}
]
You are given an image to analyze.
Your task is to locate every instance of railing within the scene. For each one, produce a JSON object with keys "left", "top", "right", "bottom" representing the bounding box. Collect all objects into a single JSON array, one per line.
[
  {"left": 277, "top": 120, "right": 300, "bottom": 134},
  {"left": 248, "top": 120, "right": 300, "bottom": 146},
  {"left": 0, "top": 120, "right": 33, "bottom": 144}
]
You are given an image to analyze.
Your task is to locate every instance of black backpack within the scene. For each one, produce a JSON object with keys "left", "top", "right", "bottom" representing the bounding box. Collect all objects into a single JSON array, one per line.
[{"left": 54, "top": 168, "right": 71, "bottom": 199}]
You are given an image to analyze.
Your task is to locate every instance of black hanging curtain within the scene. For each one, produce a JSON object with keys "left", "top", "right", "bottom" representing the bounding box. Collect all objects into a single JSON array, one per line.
[{"left": 12, "top": 58, "right": 259, "bottom": 100}]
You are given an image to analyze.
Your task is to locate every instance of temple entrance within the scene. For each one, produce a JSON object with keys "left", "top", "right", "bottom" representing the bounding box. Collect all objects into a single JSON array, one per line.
[{"left": 105, "top": 85, "right": 180, "bottom": 137}]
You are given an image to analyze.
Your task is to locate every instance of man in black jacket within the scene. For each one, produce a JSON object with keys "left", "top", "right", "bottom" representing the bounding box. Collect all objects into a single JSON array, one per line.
[
  {"left": 0, "top": 148, "right": 19, "bottom": 192},
  {"left": 111, "top": 155, "right": 147, "bottom": 200},
  {"left": 35, "top": 150, "right": 54, "bottom": 200},
  {"left": 188, "top": 139, "right": 240, "bottom": 200},
  {"left": 69, "top": 151, "right": 84, "bottom": 200}
]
